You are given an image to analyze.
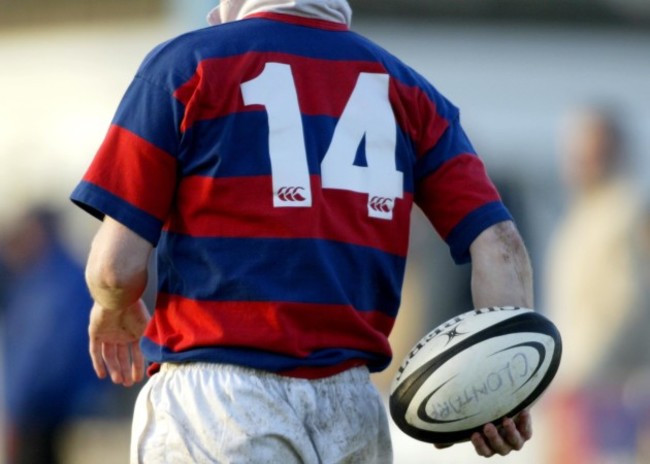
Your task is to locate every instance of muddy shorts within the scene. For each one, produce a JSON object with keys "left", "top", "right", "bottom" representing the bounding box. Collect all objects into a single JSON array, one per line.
[{"left": 130, "top": 363, "right": 393, "bottom": 463}]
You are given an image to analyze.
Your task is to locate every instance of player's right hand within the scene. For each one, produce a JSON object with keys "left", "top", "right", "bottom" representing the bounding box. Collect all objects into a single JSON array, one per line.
[{"left": 88, "top": 299, "right": 150, "bottom": 387}]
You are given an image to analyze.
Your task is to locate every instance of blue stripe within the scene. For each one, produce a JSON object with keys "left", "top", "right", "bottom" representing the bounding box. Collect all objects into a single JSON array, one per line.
[
  {"left": 113, "top": 77, "right": 184, "bottom": 158},
  {"left": 70, "top": 182, "right": 163, "bottom": 245},
  {"left": 157, "top": 234, "right": 406, "bottom": 315},
  {"left": 446, "top": 202, "right": 513, "bottom": 264},
  {"left": 178, "top": 113, "right": 416, "bottom": 193},
  {"left": 141, "top": 337, "right": 391, "bottom": 374},
  {"left": 178, "top": 112, "right": 273, "bottom": 178}
]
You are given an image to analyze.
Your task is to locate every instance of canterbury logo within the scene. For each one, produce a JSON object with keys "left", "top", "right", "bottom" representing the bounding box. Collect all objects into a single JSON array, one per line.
[
  {"left": 278, "top": 186, "right": 307, "bottom": 202},
  {"left": 369, "top": 196, "right": 394, "bottom": 213}
]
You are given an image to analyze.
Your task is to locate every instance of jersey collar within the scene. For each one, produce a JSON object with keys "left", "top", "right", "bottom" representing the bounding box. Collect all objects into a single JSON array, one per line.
[{"left": 244, "top": 12, "right": 349, "bottom": 31}]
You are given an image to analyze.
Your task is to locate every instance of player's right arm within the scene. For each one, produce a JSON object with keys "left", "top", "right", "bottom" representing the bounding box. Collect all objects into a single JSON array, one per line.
[{"left": 85, "top": 216, "right": 153, "bottom": 386}]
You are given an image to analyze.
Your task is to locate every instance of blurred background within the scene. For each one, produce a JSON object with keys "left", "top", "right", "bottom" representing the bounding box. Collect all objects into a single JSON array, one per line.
[{"left": 0, "top": 0, "right": 649, "bottom": 462}]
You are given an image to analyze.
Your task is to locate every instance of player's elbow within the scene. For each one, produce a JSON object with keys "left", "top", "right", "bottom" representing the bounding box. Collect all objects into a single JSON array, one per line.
[
  {"left": 85, "top": 251, "right": 148, "bottom": 305},
  {"left": 85, "top": 230, "right": 151, "bottom": 308},
  {"left": 86, "top": 256, "right": 146, "bottom": 295}
]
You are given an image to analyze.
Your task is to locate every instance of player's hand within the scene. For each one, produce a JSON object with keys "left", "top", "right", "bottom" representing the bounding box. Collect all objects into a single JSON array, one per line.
[
  {"left": 470, "top": 409, "right": 533, "bottom": 457},
  {"left": 88, "top": 299, "right": 150, "bottom": 387}
]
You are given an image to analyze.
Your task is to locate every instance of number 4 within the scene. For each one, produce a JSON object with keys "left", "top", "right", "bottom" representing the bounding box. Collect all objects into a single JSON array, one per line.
[{"left": 241, "top": 62, "right": 403, "bottom": 220}]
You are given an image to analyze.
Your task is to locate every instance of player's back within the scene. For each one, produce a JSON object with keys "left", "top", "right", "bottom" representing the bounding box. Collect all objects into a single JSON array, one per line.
[{"left": 76, "top": 13, "right": 495, "bottom": 378}]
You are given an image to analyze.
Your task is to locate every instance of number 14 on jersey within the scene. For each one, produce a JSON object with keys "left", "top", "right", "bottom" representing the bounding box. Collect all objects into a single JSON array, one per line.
[{"left": 241, "top": 62, "right": 404, "bottom": 220}]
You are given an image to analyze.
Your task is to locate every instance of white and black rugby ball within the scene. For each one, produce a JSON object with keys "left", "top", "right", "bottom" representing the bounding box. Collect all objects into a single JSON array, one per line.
[{"left": 389, "top": 307, "right": 562, "bottom": 444}]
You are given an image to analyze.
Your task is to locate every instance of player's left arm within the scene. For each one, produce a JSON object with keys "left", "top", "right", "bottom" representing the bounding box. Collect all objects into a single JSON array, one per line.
[
  {"left": 85, "top": 216, "right": 154, "bottom": 387},
  {"left": 469, "top": 220, "right": 533, "bottom": 309},
  {"left": 467, "top": 219, "right": 534, "bottom": 457}
]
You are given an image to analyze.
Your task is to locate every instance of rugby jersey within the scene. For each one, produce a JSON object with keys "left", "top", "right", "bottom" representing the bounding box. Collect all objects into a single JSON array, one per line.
[{"left": 71, "top": 12, "right": 512, "bottom": 378}]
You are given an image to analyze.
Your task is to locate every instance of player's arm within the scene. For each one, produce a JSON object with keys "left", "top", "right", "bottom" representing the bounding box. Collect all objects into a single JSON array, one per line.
[
  {"left": 85, "top": 216, "right": 153, "bottom": 386},
  {"left": 468, "top": 219, "right": 534, "bottom": 457},
  {"left": 469, "top": 220, "right": 533, "bottom": 309},
  {"left": 86, "top": 216, "right": 152, "bottom": 308}
]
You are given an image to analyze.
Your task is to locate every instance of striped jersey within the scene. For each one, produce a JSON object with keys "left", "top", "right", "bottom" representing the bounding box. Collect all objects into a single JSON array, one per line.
[{"left": 71, "top": 12, "right": 512, "bottom": 378}]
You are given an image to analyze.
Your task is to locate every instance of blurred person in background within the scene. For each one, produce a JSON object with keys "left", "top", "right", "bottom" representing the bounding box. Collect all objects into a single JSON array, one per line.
[
  {"left": 544, "top": 105, "right": 650, "bottom": 464},
  {"left": 0, "top": 206, "right": 113, "bottom": 464}
]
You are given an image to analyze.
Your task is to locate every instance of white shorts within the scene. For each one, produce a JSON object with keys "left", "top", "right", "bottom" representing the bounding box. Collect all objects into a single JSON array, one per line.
[{"left": 131, "top": 363, "right": 393, "bottom": 463}]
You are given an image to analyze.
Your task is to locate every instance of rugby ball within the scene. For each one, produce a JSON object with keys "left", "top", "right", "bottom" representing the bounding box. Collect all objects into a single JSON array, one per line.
[{"left": 389, "top": 307, "right": 562, "bottom": 444}]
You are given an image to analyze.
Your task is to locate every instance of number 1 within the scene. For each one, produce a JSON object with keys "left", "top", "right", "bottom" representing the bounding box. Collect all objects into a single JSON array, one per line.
[{"left": 241, "top": 63, "right": 312, "bottom": 208}]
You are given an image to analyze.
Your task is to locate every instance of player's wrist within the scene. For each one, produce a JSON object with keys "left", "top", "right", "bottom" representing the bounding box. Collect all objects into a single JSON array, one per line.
[{"left": 91, "top": 298, "right": 142, "bottom": 313}]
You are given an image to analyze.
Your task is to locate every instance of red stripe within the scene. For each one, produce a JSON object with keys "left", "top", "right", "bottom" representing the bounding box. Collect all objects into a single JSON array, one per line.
[
  {"left": 389, "top": 79, "right": 449, "bottom": 158},
  {"left": 174, "top": 53, "right": 386, "bottom": 132},
  {"left": 415, "top": 153, "right": 501, "bottom": 239},
  {"left": 245, "top": 12, "right": 350, "bottom": 31},
  {"left": 164, "top": 175, "right": 413, "bottom": 256},
  {"left": 145, "top": 293, "right": 395, "bottom": 358},
  {"left": 84, "top": 125, "right": 177, "bottom": 220}
]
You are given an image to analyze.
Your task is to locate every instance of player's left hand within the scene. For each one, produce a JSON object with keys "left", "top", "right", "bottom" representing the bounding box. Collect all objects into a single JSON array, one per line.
[
  {"left": 433, "top": 409, "right": 533, "bottom": 457},
  {"left": 470, "top": 409, "right": 533, "bottom": 457},
  {"left": 88, "top": 299, "right": 150, "bottom": 387}
]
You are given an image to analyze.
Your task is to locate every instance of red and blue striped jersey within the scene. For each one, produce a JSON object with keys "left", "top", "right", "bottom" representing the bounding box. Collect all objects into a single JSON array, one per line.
[{"left": 71, "top": 13, "right": 511, "bottom": 378}]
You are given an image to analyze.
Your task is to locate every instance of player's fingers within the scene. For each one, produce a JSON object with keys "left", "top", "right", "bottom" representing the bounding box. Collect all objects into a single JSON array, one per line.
[
  {"left": 483, "top": 422, "right": 511, "bottom": 456},
  {"left": 470, "top": 431, "right": 494, "bottom": 458},
  {"left": 102, "top": 343, "right": 124, "bottom": 385},
  {"left": 514, "top": 409, "right": 533, "bottom": 441},
  {"left": 116, "top": 343, "right": 134, "bottom": 387},
  {"left": 89, "top": 337, "right": 107, "bottom": 379},
  {"left": 500, "top": 417, "right": 526, "bottom": 451},
  {"left": 130, "top": 341, "right": 145, "bottom": 384}
]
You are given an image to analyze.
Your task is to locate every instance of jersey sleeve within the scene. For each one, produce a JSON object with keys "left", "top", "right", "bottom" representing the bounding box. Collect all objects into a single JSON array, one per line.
[
  {"left": 414, "top": 116, "right": 512, "bottom": 264},
  {"left": 70, "top": 74, "right": 182, "bottom": 245}
]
